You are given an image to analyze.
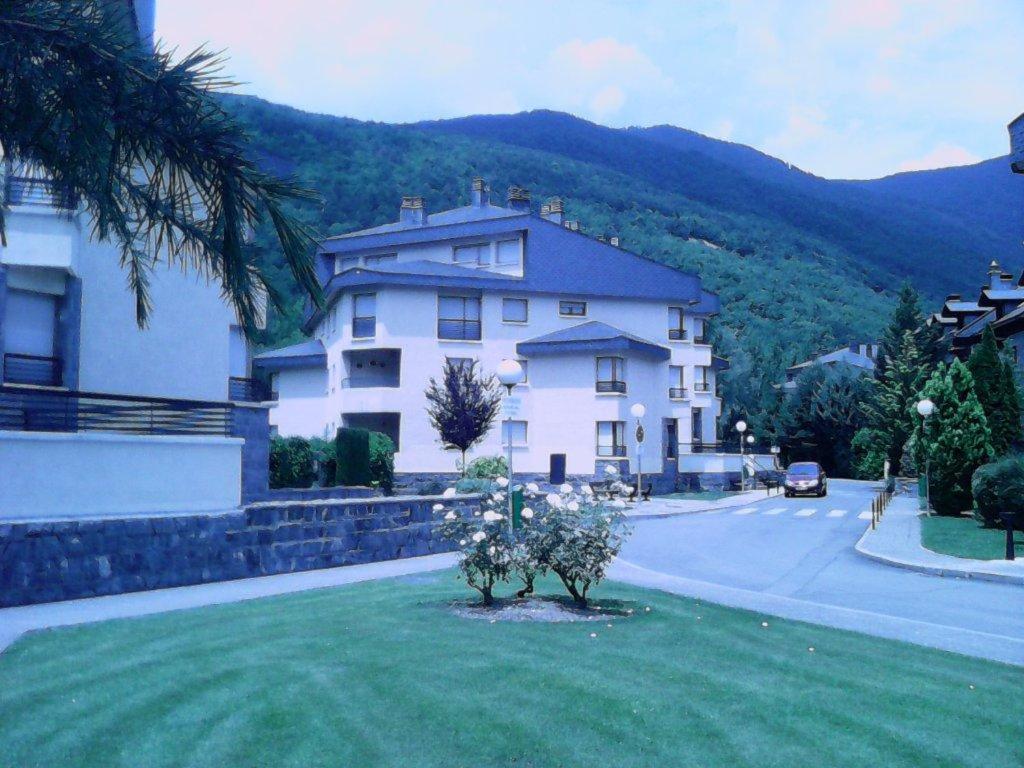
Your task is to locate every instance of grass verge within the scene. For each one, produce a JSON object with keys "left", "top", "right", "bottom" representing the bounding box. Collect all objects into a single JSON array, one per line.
[{"left": 920, "top": 514, "right": 1024, "bottom": 561}]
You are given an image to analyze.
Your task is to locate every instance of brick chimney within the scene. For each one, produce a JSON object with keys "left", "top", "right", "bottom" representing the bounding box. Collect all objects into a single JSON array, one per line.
[
  {"left": 471, "top": 177, "right": 489, "bottom": 208},
  {"left": 507, "top": 186, "right": 531, "bottom": 212},
  {"left": 540, "top": 197, "right": 564, "bottom": 225},
  {"left": 400, "top": 195, "right": 426, "bottom": 226}
]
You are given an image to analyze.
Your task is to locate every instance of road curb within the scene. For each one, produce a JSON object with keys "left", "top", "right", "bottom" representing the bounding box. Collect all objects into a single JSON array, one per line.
[{"left": 854, "top": 526, "right": 1024, "bottom": 587}]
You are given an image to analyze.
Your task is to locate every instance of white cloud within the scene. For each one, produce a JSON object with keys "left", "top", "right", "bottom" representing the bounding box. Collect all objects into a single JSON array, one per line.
[{"left": 897, "top": 143, "right": 982, "bottom": 172}]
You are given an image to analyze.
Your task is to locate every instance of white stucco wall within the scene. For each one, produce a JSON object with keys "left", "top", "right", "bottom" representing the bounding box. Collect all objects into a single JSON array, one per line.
[
  {"left": 274, "top": 282, "right": 723, "bottom": 474},
  {"left": 0, "top": 431, "right": 242, "bottom": 519}
]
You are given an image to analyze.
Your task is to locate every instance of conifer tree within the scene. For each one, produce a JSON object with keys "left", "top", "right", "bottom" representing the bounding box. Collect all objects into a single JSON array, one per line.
[
  {"left": 862, "top": 330, "right": 927, "bottom": 468},
  {"left": 967, "top": 326, "right": 1022, "bottom": 455},
  {"left": 912, "top": 360, "right": 993, "bottom": 515}
]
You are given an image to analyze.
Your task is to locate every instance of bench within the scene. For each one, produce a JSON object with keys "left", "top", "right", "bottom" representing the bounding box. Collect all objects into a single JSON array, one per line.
[
  {"left": 755, "top": 470, "right": 786, "bottom": 494},
  {"left": 627, "top": 483, "right": 653, "bottom": 502},
  {"left": 588, "top": 480, "right": 618, "bottom": 500}
]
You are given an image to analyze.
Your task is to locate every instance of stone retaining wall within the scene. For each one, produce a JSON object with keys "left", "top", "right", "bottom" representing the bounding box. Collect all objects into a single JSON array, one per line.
[
  {"left": 0, "top": 495, "right": 478, "bottom": 608},
  {"left": 252, "top": 486, "right": 377, "bottom": 503}
]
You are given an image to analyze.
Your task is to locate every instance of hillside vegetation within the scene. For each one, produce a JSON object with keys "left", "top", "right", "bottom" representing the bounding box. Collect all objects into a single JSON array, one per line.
[{"left": 225, "top": 95, "right": 1022, "bottom": 422}]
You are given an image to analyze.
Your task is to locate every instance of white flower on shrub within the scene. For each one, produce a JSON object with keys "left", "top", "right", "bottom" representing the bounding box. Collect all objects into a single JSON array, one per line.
[
  {"left": 433, "top": 503, "right": 445, "bottom": 512},
  {"left": 545, "top": 493, "right": 564, "bottom": 508},
  {"left": 492, "top": 492, "right": 506, "bottom": 503},
  {"left": 610, "top": 499, "right": 626, "bottom": 509},
  {"left": 526, "top": 482, "right": 540, "bottom": 494},
  {"left": 559, "top": 483, "right": 573, "bottom": 494},
  {"left": 443, "top": 487, "right": 457, "bottom": 499},
  {"left": 521, "top": 507, "right": 534, "bottom": 519},
  {"left": 604, "top": 465, "right": 619, "bottom": 475},
  {"left": 567, "top": 500, "right": 580, "bottom": 512},
  {"left": 471, "top": 531, "right": 487, "bottom": 543},
  {"left": 495, "top": 477, "right": 509, "bottom": 488},
  {"left": 483, "top": 510, "right": 504, "bottom": 522},
  {"left": 459, "top": 539, "right": 467, "bottom": 546},
  {"left": 444, "top": 511, "right": 457, "bottom": 520},
  {"left": 581, "top": 485, "right": 594, "bottom": 496}
]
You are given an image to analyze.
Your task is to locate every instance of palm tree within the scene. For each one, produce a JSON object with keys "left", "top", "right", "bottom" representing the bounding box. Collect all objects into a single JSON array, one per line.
[{"left": 0, "top": 0, "right": 321, "bottom": 331}]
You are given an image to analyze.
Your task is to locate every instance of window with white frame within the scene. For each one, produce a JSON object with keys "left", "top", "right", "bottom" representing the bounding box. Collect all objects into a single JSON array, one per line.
[
  {"left": 668, "top": 307, "right": 686, "bottom": 340},
  {"left": 352, "top": 293, "right": 376, "bottom": 338},
  {"left": 438, "top": 295, "right": 482, "bottom": 340},
  {"left": 502, "top": 297, "right": 528, "bottom": 323},
  {"left": 694, "top": 318, "right": 708, "bottom": 344},
  {"left": 669, "top": 365, "right": 686, "bottom": 399},
  {"left": 596, "top": 421, "right": 626, "bottom": 457},
  {"left": 694, "top": 365, "right": 711, "bottom": 392},
  {"left": 559, "top": 300, "right": 587, "bottom": 317},
  {"left": 495, "top": 239, "right": 521, "bottom": 266},
  {"left": 453, "top": 243, "right": 489, "bottom": 265},
  {"left": 502, "top": 420, "right": 528, "bottom": 447}
]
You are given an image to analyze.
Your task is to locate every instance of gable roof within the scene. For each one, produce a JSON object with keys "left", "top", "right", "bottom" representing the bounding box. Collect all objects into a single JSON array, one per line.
[
  {"left": 252, "top": 339, "right": 326, "bottom": 372},
  {"left": 516, "top": 321, "right": 671, "bottom": 361},
  {"left": 327, "top": 203, "right": 524, "bottom": 239}
]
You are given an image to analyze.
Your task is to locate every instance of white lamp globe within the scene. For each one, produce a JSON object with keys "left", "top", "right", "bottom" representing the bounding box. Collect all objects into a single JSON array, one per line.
[
  {"left": 496, "top": 359, "right": 525, "bottom": 388},
  {"left": 630, "top": 403, "right": 647, "bottom": 419},
  {"left": 746, "top": 435, "right": 755, "bottom": 444},
  {"left": 735, "top": 420, "right": 747, "bottom": 434},
  {"left": 916, "top": 399, "right": 935, "bottom": 418}
]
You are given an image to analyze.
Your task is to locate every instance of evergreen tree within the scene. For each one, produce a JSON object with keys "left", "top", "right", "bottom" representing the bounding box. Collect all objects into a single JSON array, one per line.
[
  {"left": 967, "top": 326, "right": 1022, "bottom": 455},
  {"left": 876, "top": 283, "right": 925, "bottom": 377},
  {"left": 862, "top": 330, "right": 928, "bottom": 468},
  {"left": 912, "top": 360, "right": 993, "bottom": 515}
]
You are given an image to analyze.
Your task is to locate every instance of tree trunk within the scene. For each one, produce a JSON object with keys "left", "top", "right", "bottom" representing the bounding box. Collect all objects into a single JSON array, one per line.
[
  {"left": 556, "top": 569, "right": 586, "bottom": 608},
  {"left": 481, "top": 585, "right": 493, "bottom": 606},
  {"left": 516, "top": 573, "right": 535, "bottom": 599}
]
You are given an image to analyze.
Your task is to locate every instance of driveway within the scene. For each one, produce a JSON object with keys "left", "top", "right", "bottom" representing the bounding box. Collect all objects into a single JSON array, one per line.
[{"left": 614, "top": 480, "right": 1024, "bottom": 664}]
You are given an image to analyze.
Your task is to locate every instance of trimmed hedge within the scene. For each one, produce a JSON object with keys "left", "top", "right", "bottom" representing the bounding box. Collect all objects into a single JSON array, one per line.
[
  {"left": 336, "top": 428, "right": 372, "bottom": 487},
  {"left": 369, "top": 432, "right": 396, "bottom": 494},
  {"left": 972, "top": 455, "right": 1024, "bottom": 529},
  {"left": 269, "top": 436, "right": 317, "bottom": 489}
]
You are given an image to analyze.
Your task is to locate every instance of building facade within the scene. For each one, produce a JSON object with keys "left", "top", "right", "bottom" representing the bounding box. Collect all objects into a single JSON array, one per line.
[
  {"left": 258, "top": 180, "right": 730, "bottom": 478},
  {"left": 0, "top": 0, "right": 268, "bottom": 519},
  {"left": 782, "top": 342, "right": 878, "bottom": 390}
]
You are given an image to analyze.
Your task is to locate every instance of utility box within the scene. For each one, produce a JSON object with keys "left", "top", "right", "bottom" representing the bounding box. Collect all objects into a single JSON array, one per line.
[{"left": 550, "top": 453, "right": 566, "bottom": 485}]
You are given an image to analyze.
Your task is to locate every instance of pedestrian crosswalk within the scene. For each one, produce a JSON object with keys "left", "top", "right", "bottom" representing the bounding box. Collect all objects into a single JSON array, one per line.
[{"left": 713, "top": 505, "right": 871, "bottom": 521}]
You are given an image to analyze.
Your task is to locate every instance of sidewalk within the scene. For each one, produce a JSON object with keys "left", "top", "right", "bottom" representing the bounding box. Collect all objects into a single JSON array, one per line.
[
  {"left": 625, "top": 487, "right": 780, "bottom": 520},
  {"left": 0, "top": 552, "right": 458, "bottom": 654},
  {"left": 855, "top": 496, "right": 1024, "bottom": 585}
]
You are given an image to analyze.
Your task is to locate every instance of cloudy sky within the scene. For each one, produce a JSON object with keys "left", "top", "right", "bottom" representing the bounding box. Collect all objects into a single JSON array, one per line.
[{"left": 156, "top": 0, "right": 1024, "bottom": 180}]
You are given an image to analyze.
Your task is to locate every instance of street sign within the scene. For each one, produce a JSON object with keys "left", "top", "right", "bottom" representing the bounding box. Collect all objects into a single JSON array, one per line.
[{"left": 636, "top": 424, "right": 645, "bottom": 443}]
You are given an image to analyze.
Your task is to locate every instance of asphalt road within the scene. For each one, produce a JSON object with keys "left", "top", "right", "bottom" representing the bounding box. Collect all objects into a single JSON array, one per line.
[{"left": 617, "top": 480, "right": 1024, "bottom": 661}]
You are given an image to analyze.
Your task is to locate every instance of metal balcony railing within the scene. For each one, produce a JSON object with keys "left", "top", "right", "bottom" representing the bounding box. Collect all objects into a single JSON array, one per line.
[
  {"left": 596, "top": 445, "right": 627, "bottom": 457},
  {"left": 693, "top": 382, "right": 711, "bottom": 393},
  {"left": 229, "top": 376, "right": 269, "bottom": 403},
  {"left": 0, "top": 385, "right": 232, "bottom": 436},
  {"left": 669, "top": 328, "right": 687, "bottom": 341},
  {"left": 596, "top": 380, "right": 627, "bottom": 394},
  {"left": 3, "top": 353, "right": 62, "bottom": 387},
  {"left": 668, "top": 386, "right": 688, "bottom": 399},
  {"left": 3, "top": 174, "right": 76, "bottom": 210}
]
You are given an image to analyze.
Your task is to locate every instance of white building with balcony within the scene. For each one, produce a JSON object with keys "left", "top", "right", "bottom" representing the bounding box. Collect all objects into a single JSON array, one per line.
[
  {"left": 0, "top": 0, "right": 269, "bottom": 520},
  {"left": 258, "top": 180, "right": 731, "bottom": 480}
]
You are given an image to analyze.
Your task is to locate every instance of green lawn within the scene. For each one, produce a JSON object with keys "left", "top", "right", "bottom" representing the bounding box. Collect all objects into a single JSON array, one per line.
[
  {"left": 657, "top": 490, "right": 733, "bottom": 501},
  {"left": 1, "top": 574, "right": 1022, "bottom": 768},
  {"left": 921, "top": 514, "right": 1024, "bottom": 560}
]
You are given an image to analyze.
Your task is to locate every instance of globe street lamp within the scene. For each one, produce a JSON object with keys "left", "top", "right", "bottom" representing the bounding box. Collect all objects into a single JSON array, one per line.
[
  {"left": 916, "top": 398, "right": 935, "bottom": 513},
  {"left": 736, "top": 420, "right": 748, "bottom": 491},
  {"left": 630, "top": 402, "right": 647, "bottom": 501},
  {"left": 497, "top": 359, "right": 525, "bottom": 530}
]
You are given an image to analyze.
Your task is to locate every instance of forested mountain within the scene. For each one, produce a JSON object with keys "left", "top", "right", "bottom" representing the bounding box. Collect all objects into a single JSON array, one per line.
[{"left": 223, "top": 94, "right": 1022, "bottom": 423}]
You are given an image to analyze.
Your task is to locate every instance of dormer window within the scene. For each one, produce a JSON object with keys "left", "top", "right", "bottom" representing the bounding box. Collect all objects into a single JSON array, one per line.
[
  {"left": 495, "top": 239, "right": 521, "bottom": 266},
  {"left": 559, "top": 300, "right": 587, "bottom": 317},
  {"left": 453, "top": 243, "right": 489, "bottom": 265}
]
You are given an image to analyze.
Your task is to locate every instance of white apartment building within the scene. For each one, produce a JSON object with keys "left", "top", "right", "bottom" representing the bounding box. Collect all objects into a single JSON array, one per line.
[
  {"left": 259, "top": 180, "right": 729, "bottom": 478},
  {"left": 0, "top": 0, "right": 268, "bottom": 519}
]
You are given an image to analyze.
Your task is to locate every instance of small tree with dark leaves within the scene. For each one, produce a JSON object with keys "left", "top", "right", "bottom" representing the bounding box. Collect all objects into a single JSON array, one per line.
[{"left": 425, "top": 359, "right": 502, "bottom": 474}]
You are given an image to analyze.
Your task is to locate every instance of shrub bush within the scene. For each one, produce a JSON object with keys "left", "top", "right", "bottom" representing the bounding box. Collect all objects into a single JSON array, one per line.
[
  {"left": 971, "top": 455, "right": 1024, "bottom": 528},
  {"left": 465, "top": 455, "right": 508, "bottom": 480},
  {"left": 269, "top": 436, "right": 316, "bottom": 489},
  {"left": 368, "top": 432, "right": 395, "bottom": 494},
  {"left": 309, "top": 438, "right": 336, "bottom": 487},
  {"left": 335, "top": 427, "right": 372, "bottom": 486},
  {"left": 455, "top": 477, "right": 492, "bottom": 494},
  {"left": 436, "top": 488, "right": 512, "bottom": 605}
]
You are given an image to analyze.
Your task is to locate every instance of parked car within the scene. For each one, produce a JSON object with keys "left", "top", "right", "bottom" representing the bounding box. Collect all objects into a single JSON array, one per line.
[{"left": 784, "top": 462, "right": 828, "bottom": 497}]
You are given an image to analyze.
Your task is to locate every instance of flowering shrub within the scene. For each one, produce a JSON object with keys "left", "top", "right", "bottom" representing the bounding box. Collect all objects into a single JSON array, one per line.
[
  {"left": 436, "top": 476, "right": 630, "bottom": 608},
  {"left": 435, "top": 486, "right": 512, "bottom": 605}
]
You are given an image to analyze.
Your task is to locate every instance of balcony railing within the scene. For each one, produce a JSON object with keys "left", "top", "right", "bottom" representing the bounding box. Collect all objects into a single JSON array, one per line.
[
  {"left": 669, "top": 386, "right": 688, "bottom": 399},
  {"left": 596, "top": 445, "right": 627, "bottom": 457},
  {"left": 596, "top": 380, "right": 627, "bottom": 394},
  {"left": 669, "top": 329, "right": 687, "bottom": 341},
  {"left": 229, "top": 376, "right": 269, "bottom": 403},
  {"left": 3, "top": 353, "right": 62, "bottom": 387},
  {"left": 4, "top": 175, "right": 77, "bottom": 210},
  {"left": 0, "top": 385, "right": 232, "bottom": 436},
  {"left": 693, "top": 382, "right": 711, "bottom": 393},
  {"left": 438, "top": 319, "right": 482, "bottom": 341},
  {"left": 693, "top": 336, "right": 708, "bottom": 345}
]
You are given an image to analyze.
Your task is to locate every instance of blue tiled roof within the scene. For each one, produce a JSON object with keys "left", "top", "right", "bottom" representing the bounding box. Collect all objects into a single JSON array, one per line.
[
  {"left": 952, "top": 308, "right": 996, "bottom": 341},
  {"left": 253, "top": 339, "right": 326, "bottom": 372},
  {"left": 307, "top": 207, "right": 719, "bottom": 333},
  {"left": 516, "top": 321, "right": 670, "bottom": 361}
]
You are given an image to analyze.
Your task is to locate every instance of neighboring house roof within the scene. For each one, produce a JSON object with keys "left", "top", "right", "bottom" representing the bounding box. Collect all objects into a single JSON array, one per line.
[
  {"left": 308, "top": 200, "right": 719, "bottom": 333},
  {"left": 516, "top": 321, "right": 671, "bottom": 362},
  {"left": 1010, "top": 111, "right": 1024, "bottom": 173},
  {"left": 712, "top": 355, "right": 730, "bottom": 372},
  {"left": 252, "top": 339, "right": 326, "bottom": 372},
  {"left": 943, "top": 300, "right": 983, "bottom": 315},
  {"left": 786, "top": 346, "right": 876, "bottom": 375},
  {"left": 951, "top": 308, "right": 996, "bottom": 343},
  {"left": 993, "top": 302, "right": 1024, "bottom": 336},
  {"left": 980, "top": 288, "right": 1024, "bottom": 303}
]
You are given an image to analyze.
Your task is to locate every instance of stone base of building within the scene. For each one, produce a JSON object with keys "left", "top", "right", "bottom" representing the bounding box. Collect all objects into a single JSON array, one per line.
[
  {"left": 678, "top": 471, "right": 743, "bottom": 492},
  {"left": 0, "top": 495, "right": 477, "bottom": 608}
]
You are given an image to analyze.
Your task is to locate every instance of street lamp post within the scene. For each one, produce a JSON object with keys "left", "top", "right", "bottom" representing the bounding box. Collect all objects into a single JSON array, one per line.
[
  {"left": 497, "top": 359, "right": 525, "bottom": 533},
  {"left": 916, "top": 398, "right": 935, "bottom": 514},
  {"left": 736, "top": 420, "right": 748, "bottom": 491},
  {"left": 630, "top": 402, "right": 647, "bottom": 501}
]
